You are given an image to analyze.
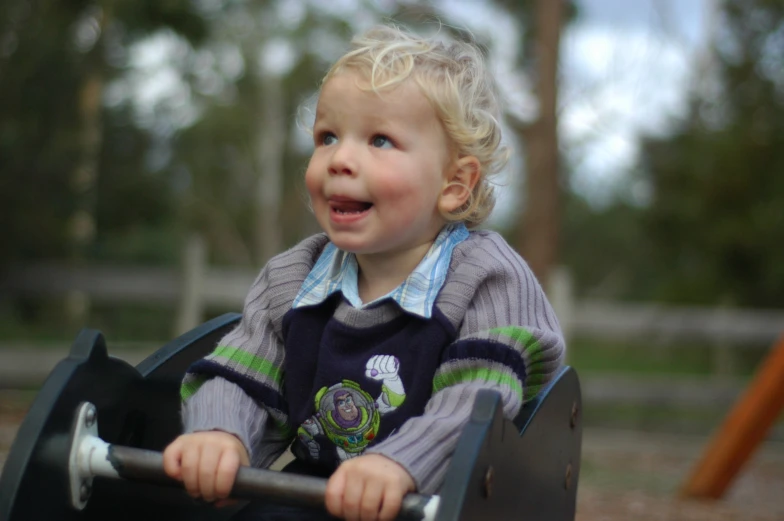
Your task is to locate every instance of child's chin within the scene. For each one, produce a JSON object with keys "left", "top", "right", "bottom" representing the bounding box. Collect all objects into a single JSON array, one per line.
[{"left": 328, "top": 235, "right": 376, "bottom": 255}]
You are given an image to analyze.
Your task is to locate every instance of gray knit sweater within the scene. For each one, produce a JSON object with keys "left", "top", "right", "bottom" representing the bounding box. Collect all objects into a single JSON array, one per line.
[{"left": 182, "top": 230, "right": 565, "bottom": 494}]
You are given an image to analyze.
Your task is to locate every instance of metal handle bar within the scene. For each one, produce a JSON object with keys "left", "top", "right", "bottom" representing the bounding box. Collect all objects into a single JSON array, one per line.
[{"left": 68, "top": 402, "right": 440, "bottom": 521}]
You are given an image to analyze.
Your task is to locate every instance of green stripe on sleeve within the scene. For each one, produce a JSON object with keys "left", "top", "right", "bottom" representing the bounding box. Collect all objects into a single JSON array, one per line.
[
  {"left": 180, "top": 375, "right": 208, "bottom": 401},
  {"left": 211, "top": 345, "right": 283, "bottom": 385},
  {"left": 432, "top": 367, "right": 523, "bottom": 402},
  {"left": 490, "top": 326, "right": 546, "bottom": 362},
  {"left": 490, "top": 325, "right": 535, "bottom": 345}
]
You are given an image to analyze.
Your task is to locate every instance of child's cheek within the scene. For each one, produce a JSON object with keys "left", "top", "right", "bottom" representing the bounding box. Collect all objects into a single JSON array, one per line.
[
  {"left": 304, "top": 166, "right": 323, "bottom": 198},
  {"left": 371, "top": 173, "right": 418, "bottom": 202}
]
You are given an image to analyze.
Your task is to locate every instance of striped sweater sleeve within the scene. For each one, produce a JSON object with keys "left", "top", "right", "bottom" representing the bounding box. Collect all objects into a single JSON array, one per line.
[
  {"left": 180, "top": 233, "right": 330, "bottom": 467},
  {"left": 366, "top": 231, "right": 565, "bottom": 493}
]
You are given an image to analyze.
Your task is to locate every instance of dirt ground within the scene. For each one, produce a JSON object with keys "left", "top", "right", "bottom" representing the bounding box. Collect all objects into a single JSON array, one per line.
[
  {"left": 575, "top": 429, "right": 784, "bottom": 521},
  {"left": 2, "top": 390, "right": 782, "bottom": 520}
]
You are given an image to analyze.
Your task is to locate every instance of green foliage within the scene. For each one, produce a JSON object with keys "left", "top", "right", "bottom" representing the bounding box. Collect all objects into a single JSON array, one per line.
[
  {"left": 114, "top": 0, "right": 208, "bottom": 43},
  {"left": 562, "top": 193, "right": 661, "bottom": 300},
  {"left": 166, "top": 6, "right": 364, "bottom": 266},
  {"left": 0, "top": 0, "right": 209, "bottom": 268},
  {"left": 562, "top": 0, "right": 784, "bottom": 308},
  {"left": 637, "top": 0, "right": 784, "bottom": 307},
  {"left": 0, "top": 2, "right": 84, "bottom": 264}
]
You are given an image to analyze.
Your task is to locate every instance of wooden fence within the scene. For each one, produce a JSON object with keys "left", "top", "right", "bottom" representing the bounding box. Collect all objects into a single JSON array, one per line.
[
  {"left": 2, "top": 259, "right": 783, "bottom": 418},
  {"left": 3, "top": 260, "right": 782, "bottom": 344}
]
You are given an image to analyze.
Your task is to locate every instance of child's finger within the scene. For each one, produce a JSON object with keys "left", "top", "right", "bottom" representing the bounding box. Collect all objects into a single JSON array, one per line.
[
  {"left": 359, "top": 479, "right": 384, "bottom": 521},
  {"left": 162, "top": 438, "right": 183, "bottom": 480},
  {"left": 325, "top": 468, "right": 348, "bottom": 519},
  {"left": 197, "top": 445, "right": 222, "bottom": 501},
  {"left": 341, "top": 473, "right": 365, "bottom": 521},
  {"left": 378, "top": 486, "right": 404, "bottom": 521},
  {"left": 214, "top": 449, "right": 241, "bottom": 499},
  {"left": 180, "top": 444, "right": 202, "bottom": 498}
]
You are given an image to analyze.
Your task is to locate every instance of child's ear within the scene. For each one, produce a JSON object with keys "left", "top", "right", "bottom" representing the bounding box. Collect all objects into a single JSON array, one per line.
[{"left": 438, "top": 156, "right": 481, "bottom": 214}]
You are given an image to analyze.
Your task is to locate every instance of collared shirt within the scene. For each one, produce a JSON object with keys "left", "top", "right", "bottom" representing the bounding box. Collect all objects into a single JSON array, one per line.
[{"left": 292, "top": 223, "right": 469, "bottom": 318}]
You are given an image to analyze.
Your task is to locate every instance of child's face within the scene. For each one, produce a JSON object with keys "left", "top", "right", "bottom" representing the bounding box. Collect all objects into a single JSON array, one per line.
[{"left": 305, "top": 71, "right": 452, "bottom": 257}]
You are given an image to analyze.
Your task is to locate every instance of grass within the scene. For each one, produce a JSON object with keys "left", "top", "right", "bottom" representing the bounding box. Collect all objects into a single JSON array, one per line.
[
  {"left": 582, "top": 402, "right": 728, "bottom": 435},
  {"left": 578, "top": 457, "right": 682, "bottom": 495},
  {"left": 567, "top": 337, "right": 767, "bottom": 378},
  {"left": 0, "top": 301, "right": 181, "bottom": 345}
]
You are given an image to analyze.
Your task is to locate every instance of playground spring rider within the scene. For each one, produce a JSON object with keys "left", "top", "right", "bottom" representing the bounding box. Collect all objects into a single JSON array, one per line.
[{"left": 0, "top": 313, "right": 583, "bottom": 521}]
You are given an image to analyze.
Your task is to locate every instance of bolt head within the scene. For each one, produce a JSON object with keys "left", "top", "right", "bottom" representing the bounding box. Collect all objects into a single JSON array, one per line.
[
  {"left": 80, "top": 481, "right": 91, "bottom": 502},
  {"left": 85, "top": 406, "right": 96, "bottom": 428}
]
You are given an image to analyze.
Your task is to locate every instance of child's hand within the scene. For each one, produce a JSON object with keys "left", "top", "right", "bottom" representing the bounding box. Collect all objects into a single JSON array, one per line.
[
  {"left": 325, "top": 454, "right": 416, "bottom": 521},
  {"left": 162, "top": 431, "right": 250, "bottom": 505}
]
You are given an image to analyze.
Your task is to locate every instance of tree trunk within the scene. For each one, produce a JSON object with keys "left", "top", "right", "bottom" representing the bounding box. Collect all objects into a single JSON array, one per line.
[
  {"left": 67, "top": 7, "right": 109, "bottom": 323},
  {"left": 517, "top": 0, "right": 564, "bottom": 286},
  {"left": 69, "top": 72, "right": 103, "bottom": 254}
]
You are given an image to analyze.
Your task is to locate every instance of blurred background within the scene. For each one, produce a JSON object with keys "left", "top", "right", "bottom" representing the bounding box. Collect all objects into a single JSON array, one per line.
[{"left": 1, "top": 0, "right": 783, "bottom": 519}]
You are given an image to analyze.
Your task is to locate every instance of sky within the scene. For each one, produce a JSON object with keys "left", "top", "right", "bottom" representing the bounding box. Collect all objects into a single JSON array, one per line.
[
  {"left": 114, "top": 0, "right": 714, "bottom": 220},
  {"left": 559, "top": 0, "right": 712, "bottom": 208},
  {"left": 410, "top": 0, "right": 713, "bottom": 224}
]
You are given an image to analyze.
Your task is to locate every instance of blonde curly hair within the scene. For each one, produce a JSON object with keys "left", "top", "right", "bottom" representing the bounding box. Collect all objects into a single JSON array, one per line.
[{"left": 321, "top": 24, "right": 509, "bottom": 228}]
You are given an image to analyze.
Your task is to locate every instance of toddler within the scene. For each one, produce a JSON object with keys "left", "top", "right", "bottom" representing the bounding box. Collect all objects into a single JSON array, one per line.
[{"left": 163, "top": 24, "right": 565, "bottom": 521}]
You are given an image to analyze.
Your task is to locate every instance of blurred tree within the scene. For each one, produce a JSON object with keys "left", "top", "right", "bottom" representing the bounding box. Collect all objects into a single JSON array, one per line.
[
  {"left": 635, "top": 0, "right": 784, "bottom": 307},
  {"left": 561, "top": 192, "right": 660, "bottom": 301},
  {"left": 2, "top": 0, "right": 581, "bottom": 280},
  {"left": 1, "top": 1, "right": 92, "bottom": 266},
  {"left": 516, "top": 0, "right": 565, "bottom": 287},
  {"left": 394, "top": 1, "right": 576, "bottom": 287},
  {"left": 0, "top": 0, "right": 207, "bottom": 270},
  {"left": 493, "top": 0, "right": 578, "bottom": 287},
  {"left": 167, "top": 2, "right": 360, "bottom": 267}
]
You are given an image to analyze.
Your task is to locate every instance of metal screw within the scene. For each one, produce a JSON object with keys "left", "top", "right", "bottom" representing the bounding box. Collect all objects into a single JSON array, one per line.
[
  {"left": 483, "top": 466, "right": 494, "bottom": 498},
  {"left": 85, "top": 406, "right": 96, "bottom": 428},
  {"left": 80, "top": 481, "right": 92, "bottom": 502},
  {"left": 570, "top": 402, "right": 579, "bottom": 429},
  {"left": 564, "top": 464, "right": 572, "bottom": 490}
]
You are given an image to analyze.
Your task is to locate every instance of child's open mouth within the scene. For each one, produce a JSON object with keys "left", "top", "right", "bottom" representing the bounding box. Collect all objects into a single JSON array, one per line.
[{"left": 329, "top": 199, "right": 373, "bottom": 215}]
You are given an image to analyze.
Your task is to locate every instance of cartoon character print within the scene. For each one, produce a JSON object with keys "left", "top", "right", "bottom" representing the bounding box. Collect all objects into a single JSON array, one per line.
[{"left": 297, "top": 355, "right": 406, "bottom": 462}]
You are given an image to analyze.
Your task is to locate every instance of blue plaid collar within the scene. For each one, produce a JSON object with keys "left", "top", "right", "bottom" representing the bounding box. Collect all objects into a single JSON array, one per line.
[{"left": 292, "top": 223, "right": 469, "bottom": 318}]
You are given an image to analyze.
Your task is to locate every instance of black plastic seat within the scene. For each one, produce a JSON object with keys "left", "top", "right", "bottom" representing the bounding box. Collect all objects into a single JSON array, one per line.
[{"left": 0, "top": 313, "right": 582, "bottom": 521}]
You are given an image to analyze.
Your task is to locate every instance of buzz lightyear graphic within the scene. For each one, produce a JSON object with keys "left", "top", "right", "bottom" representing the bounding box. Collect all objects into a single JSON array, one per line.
[{"left": 297, "top": 354, "right": 406, "bottom": 462}]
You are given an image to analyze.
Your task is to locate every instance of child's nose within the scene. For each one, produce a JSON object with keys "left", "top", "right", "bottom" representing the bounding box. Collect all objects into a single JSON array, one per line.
[{"left": 328, "top": 142, "right": 357, "bottom": 176}]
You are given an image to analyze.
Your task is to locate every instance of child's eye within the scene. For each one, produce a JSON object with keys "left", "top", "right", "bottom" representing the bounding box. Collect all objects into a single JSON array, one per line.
[
  {"left": 371, "top": 135, "right": 394, "bottom": 149},
  {"left": 320, "top": 132, "right": 337, "bottom": 146}
]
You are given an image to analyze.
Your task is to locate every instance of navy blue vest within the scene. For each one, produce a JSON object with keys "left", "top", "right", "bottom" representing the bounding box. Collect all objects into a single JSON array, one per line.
[{"left": 282, "top": 296, "right": 457, "bottom": 468}]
